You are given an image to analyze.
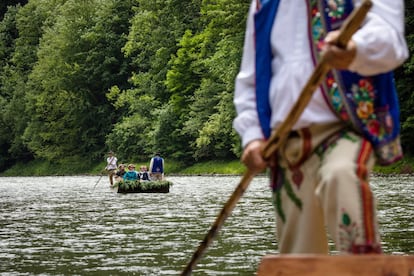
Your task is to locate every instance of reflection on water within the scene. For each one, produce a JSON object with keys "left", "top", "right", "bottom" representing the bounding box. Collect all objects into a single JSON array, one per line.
[{"left": 0, "top": 175, "right": 412, "bottom": 275}]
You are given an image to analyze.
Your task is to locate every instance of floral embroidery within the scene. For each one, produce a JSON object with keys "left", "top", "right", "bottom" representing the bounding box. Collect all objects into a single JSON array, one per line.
[
  {"left": 367, "top": 120, "right": 380, "bottom": 136},
  {"left": 272, "top": 170, "right": 302, "bottom": 223},
  {"left": 272, "top": 191, "right": 285, "bottom": 222},
  {"left": 310, "top": 1, "right": 348, "bottom": 118},
  {"left": 352, "top": 79, "right": 375, "bottom": 120},
  {"left": 378, "top": 138, "right": 402, "bottom": 163},
  {"left": 350, "top": 78, "right": 393, "bottom": 140},
  {"left": 338, "top": 209, "right": 361, "bottom": 252},
  {"left": 312, "top": 17, "right": 325, "bottom": 47},
  {"left": 311, "top": 0, "right": 325, "bottom": 53},
  {"left": 284, "top": 177, "right": 302, "bottom": 210},
  {"left": 326, "top": 0, "right": 346, "bottom": 20},
  {"left": 310, "top": 1, "right": 396, "bottom": 151},
  {"left": 326, "top": 75, "right": 348, "bottom": 120},
  {"left": 356, "top": 101, "right": 374, "bottom": 119},
  {"left": 342, "top": 212, "right": 351, "bottom": 225}
]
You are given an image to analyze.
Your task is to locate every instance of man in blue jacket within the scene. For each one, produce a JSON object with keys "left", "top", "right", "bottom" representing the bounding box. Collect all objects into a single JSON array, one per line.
[{"left": 149, "top": 152, "right": 164, "bottom": 181}]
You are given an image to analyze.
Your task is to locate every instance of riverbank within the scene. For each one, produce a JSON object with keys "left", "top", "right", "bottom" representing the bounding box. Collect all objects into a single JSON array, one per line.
[
  {"left": 1, "top": 156, "right": 413, "bottom": 176},
  {"left": 0, "top": 159, "right": 246, "bottom": 176}
]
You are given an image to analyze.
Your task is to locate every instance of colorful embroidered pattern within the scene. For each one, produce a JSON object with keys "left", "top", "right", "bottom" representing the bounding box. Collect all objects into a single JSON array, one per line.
[
  {"left": 309, "top": 1, "right": 349, "bottom": 120},
  {"left": 286, "top": 129, "right": 312, "bottom": 189},
  {"left": 311, "top": 1, "right": 325, "bottom": 49},
  {"left": 338, "top": 139, "right": 380, "bottom": 253},
  {"left": 378, "top": 137, "right": 403, "bottom": 164},
  {"left": 272, "top": 191, "right": 285, "bottom": 222},
  {"left": 309, "top": 0, "right": 401, "bottom": 165},
  {"left": 356, "top": 139, "right": 376, "bottom": 244},
  {"left": 338, "top": 209, "right": 361, "bottom": 252},
  {"left": 284, "top": 177, "right": 303, "bottom": 211},
  {"left": 326, "top": 0, "right": 346, "bottom": 21},
  {"left": 350, "top": 78, "right": 393, "bottom": 141},
  {"left": 272, "top": 170, "right": 302, "bottom": 223}
]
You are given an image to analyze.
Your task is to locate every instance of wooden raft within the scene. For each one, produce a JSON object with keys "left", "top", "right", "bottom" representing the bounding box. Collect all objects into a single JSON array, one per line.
[{"left": 256, "top": 254, "right": 414, "bottom": 276}]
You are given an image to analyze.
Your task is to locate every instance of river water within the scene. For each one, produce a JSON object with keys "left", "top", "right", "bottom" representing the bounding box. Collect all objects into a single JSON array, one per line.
[{"left": 0, "top": 175, "right": 412, "bottom": 275}]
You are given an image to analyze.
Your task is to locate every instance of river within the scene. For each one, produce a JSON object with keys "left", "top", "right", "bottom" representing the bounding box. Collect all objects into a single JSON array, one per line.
[{"left": 0, "top": 175, "right": 412, "bottom": 275}]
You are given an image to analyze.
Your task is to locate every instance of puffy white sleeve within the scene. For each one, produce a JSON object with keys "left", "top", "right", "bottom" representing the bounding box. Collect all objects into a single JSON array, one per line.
[
  {"left": 348, "top": 0, "right": 409, "bottom": 75},
  {"left": 233, "top": 1, "right": 265, "bottom": 148}
]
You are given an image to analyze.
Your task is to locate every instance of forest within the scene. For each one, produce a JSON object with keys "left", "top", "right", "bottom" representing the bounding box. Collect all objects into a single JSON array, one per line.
[{"left": 0, "top": 0, "right": 413, "bottom": 172}]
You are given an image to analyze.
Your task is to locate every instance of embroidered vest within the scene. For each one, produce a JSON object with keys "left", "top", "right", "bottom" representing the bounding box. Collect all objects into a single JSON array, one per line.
[
  {"left": 254, "top": 0, "right": 402, "bottom": 165},
  {"left": 151, "top": 157, "right": 164, "bottom": 173}
]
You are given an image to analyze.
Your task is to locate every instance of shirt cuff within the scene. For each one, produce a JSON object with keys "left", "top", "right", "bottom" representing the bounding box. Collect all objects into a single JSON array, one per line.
[{"left": 241, "top": 125, "right": 265, "bottom": 148}]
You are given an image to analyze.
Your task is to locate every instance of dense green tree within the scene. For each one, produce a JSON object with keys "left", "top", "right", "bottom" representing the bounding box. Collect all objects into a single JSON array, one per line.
[
  {"left": 192, "top": 0, "right": 250, "bottom": 160},
  {"left": 0, "top": 0, "right": 27, "bottom": 20},
  {"left": 108, "top": 0, "right": 203, "bottom": 161},
  {"left": 0, "top": 6, "right": 20, "bottom": 169},
  {"left": 0, "top": 0, "right": 57, "bottom": 170},
  {"left": 0, "top": 0, "right": 412, "bottom": 172},
  {"left": 397, "top": 1, "right": 414, "bottom": 156},
  {"left": 0, "top": 6, "right": 18, "bottom": 69},
  {"left": 24, "top": 0, "right": 133, "bottom": 161},
  {"left": 166, "top": 0, "right": 249, "bottom": 160}
]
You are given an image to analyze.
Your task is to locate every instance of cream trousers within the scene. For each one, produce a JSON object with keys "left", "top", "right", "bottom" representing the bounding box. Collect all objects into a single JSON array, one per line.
[{"left": 272, "top": 122, "right": 382, "bottom": 254}]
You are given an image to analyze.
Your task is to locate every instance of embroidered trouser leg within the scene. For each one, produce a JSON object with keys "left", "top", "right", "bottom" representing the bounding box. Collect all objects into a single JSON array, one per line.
[{"left": 272, "top": 123, "right": 381, "bottom": 254}]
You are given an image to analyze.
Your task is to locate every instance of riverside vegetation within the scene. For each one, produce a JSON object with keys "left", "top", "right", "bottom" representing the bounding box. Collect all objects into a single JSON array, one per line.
[
  {"left": 0, "top": 1, "right": 414, "bottom": 176},
  {"left": 1, "top": 156, "right": 413, "bottom": 177}
]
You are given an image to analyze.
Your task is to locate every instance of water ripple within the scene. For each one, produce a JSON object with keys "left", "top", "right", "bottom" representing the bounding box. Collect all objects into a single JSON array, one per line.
[{"left": 0, "top": 175, "right": 412, "bottom": 275}]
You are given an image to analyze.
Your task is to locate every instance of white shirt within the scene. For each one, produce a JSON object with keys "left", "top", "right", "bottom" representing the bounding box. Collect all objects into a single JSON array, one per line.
[
  {"left": 106, "top": 156, "right": 118, "bottom": 170},
  {"left": 233, "top": 0, "right": 408, "bottom": 148}
]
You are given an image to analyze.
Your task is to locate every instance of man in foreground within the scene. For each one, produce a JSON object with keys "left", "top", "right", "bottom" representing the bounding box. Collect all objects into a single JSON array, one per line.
[{"left": 233, "top": 0, "right": 408, "bottom": 254}]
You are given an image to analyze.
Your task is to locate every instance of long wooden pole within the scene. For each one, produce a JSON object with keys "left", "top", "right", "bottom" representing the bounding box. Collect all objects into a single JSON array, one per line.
[
  {"left": 93, "top": 174, "right": 104, "bottom": 189},
  {"left": 181, "top": 1, "right": 372, "bottom": 275}
]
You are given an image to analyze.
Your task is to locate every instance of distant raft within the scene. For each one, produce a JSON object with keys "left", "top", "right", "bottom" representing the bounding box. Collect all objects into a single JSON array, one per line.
[{"left": 113, "top": 180, "right": 172, "bottom": 193}]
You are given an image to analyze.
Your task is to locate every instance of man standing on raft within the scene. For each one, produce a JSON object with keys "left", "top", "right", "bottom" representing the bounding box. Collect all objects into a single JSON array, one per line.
[{"left": 233, "top": 0, "right": 408, "bottom": 254}]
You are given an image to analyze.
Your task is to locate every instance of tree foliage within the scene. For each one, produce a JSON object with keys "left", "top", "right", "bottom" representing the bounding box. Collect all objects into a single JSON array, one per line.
[
  {"left": 0, "top": 0, "right": 28, "bottom": 21},
  {"left": 397, "top": 1, "right": 414, "bottom": 155},
  {"left": 23, "top": 0, "right": 132, "bottom": 162},
  {"left": 0, "top": 0, "right": 412, "bottom": 171}
]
